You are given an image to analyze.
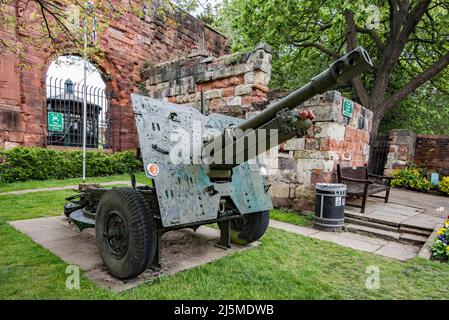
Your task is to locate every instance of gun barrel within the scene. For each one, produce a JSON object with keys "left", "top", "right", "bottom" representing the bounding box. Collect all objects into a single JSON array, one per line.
[
  {"left": 204, "top": 46, "right": 373, "bottom": 176},
  {"left": 239, "top": 46, "right": 372, "bottom": 131}
]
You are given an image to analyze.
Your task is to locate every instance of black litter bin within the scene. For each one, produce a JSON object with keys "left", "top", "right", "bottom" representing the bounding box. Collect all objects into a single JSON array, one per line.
[{"left": 313, "top": 183, "right": 347, "bottom": 232}]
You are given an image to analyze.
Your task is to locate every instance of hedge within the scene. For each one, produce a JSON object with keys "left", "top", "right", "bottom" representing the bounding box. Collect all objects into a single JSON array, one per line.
[{"left": 0, "top": 147, "right": 142, "bottom": 183}]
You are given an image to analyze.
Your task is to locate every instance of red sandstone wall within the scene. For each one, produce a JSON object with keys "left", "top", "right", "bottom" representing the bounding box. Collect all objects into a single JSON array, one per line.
[
  {"left": 0, "top": 0, "right": 228, "bottom": 151},
  {"left": 414, "top": 135, "right": 449, "bottom": 173}
]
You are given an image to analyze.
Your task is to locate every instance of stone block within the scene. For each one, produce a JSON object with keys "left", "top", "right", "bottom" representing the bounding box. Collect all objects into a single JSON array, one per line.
[
  {"left": 278, "top": 157, "right": 297, "bottom": 170},
  {"left": 227, "top": 96, "right": 242, "bottom": 107},
  {"left": 235, "top": 84, "right": 253, "bottom": 96},
  {"left": 295, "top": 150, "right": 339, "bottom": 161},
  {"left": 204, "top": 89, "right": 223, "bottom": 100},
  {"left": 270, "top": 182, "right": 290, "bottom": 198},
  {"left": 284, "top": 138, "right": 305, "bottom": 151},
  {"left": 222, "top": 87, "right": 235, "bottom": 97},
  {"left": 293, "top": 186, "right": 315, "bottom": 211},
  {"left": 299, "top": 105, "right": 342, "bottom": 123},
  {"left": 304, "top": 138, "right": 320, "bottom": 150},
  {"left": 297, "top": 158, "right": 334, "bottom": 172},
  {"left": 296, "top": 171, "right": 312, "bottom": 185},
  {"left": 228, "top": 105, "right": 244, "bottom": 116},
  {"left": 244, "top": 71, "right": 267, "bottom": 85},
  {"left": 320, "top": 138, "right": 343, "bottom": 152},
  {"left": 398, "top": 146, "right": 409, "bottom": 154},
  {"left": 4, "top": 141, "right": 19, "bottom": 150},
  {"left": 314, "top": 122, "right": 345, "bottom": 140},
  {"left": 211, "top": 79, "right": 230, "bottom": 89}
]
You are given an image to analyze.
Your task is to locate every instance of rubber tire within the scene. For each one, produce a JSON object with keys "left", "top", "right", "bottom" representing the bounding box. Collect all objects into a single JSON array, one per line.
[
  {"left": 221, "top": 211, "right": 270, "bottom": 245},
  {"left": 95, "top": 188, "right": 157, "bottom": 279}
]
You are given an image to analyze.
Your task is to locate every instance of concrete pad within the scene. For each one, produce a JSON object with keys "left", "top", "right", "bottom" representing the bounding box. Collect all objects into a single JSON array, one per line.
[
  {"left": 269, "top": 219, "right": 319, "bottom": 236},
  {"left": 8, "top": 216, "right": 258, "bottom": 292}
]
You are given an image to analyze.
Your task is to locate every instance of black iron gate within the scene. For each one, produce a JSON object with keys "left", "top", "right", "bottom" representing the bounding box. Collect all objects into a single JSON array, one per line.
[
  {"left": 45, "top": 77, "right": 111, "bottom": 149},
  {"left": 368, "top": 133, "right": 389, "bottom": 175}
]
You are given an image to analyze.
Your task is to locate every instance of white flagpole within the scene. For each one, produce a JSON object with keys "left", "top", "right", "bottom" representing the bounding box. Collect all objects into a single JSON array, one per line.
[{"left": 82, "top": 5, "right": 88, "bottom": 183}]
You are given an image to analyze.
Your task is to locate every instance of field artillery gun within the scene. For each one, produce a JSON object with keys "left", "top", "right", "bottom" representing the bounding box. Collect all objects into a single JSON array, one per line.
[{"left": 65, "top": 47, "right": 373, "bottom": 279}]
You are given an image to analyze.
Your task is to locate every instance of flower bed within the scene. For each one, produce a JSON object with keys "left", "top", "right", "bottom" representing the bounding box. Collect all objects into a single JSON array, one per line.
[
  {"left": 431, "top": 216, "right": 449, "bottom": 263},
  {"left": 390, "top": 168, "right": 432, "bottom": 192}
]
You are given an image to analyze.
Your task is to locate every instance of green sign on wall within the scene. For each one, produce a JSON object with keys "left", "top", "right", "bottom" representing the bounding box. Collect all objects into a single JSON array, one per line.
[
  {"left": 342, "top": 98, "right": 354, "bottom": 118},
  {"left": 47, "top": 112, "right": 63, "bottom": 132}
]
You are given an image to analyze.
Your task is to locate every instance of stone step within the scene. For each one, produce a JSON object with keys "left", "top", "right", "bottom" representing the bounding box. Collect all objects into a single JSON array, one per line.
[
  {"left": 345, "top": 223, "right": 428, "bottom": 245},
  {"left": 344, "top": 217, "right": 399, "bottom": 233},
  {"left": 399, "top": 226, "right": 432, "bottom": 237},
  {"left": 344, "top": 224, "right": 400, "bottom": 242},
  {"left": 399, "top": 233, "right": 428, "bottom": 246},
  {"left": 345, "top": 211, "right": 400, "bottom": 227},
  {"left": 345, "top": 211, "right": 433, "bottom": 236}
]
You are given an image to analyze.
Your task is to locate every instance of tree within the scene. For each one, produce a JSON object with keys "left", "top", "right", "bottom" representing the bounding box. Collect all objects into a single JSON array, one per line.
[{"left": 216, "top": 0, "right": 449, "bottom": 133}]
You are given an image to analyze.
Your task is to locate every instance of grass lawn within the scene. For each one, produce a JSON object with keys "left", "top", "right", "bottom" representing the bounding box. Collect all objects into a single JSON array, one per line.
[
  {"left": 270, "top": 209, "right": 314, "bottom": 227},
  {"left": 0, "top": 172, "right": 149, "bottom": 193},
  {"left": 1, "top": 190, "right": 449, "bottom": 299}
]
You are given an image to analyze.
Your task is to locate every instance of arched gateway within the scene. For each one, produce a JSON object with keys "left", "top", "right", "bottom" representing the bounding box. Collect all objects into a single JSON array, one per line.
[{"left": 0, "top": 1, "right": 227, "bottom": 151}]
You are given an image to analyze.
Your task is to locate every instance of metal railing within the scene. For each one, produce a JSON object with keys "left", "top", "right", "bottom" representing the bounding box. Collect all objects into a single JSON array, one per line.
[
  {"left": 45, "top": 77, "right": 111, "bottom": 149},
  {"left": 368, "top": 133, "right": 389, "bottom": 175}
]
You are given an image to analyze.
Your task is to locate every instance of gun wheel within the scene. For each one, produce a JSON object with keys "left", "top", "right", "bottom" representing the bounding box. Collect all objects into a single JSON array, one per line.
[
  {"left": 95, "top": 188, "right": 157, "bottom": 279},
  {"left": 220, "top": 211, "right": 269, "bottom": 245}
]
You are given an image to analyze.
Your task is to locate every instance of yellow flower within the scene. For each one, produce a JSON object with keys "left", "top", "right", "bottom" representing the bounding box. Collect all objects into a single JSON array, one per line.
[{"left": 437, "top": 228, "right": 447, "bottom": 235}]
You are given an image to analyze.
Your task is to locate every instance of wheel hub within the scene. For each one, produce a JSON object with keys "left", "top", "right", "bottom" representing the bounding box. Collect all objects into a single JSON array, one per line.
[{"left": 104, "top": 211, "right": 128, "bottom": 258}]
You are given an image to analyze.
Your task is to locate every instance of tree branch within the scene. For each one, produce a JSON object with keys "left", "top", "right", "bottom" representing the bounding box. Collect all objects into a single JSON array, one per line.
[
  {"left": 345, "top": 10, "right": 369, "bottom": 106},
  {"left": 382, "top": 50, "right": 449, "bottom": 112},
  {"left": 292, "top": 42, "right": 341, "bottom": 59},
  {"left": 355, "top": 25, "right": 385, "bottom": 52}
]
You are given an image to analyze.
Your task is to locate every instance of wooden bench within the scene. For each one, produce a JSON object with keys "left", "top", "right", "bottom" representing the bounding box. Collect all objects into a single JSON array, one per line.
[{"left": 337, "top": 164, "right": 392, "bottom": 213}]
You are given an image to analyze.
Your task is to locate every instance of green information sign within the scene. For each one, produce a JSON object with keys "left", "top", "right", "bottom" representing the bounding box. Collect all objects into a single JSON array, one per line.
[
  {"left": 47, "top": 112, "right": 63, "bottom": 132},
  {"left": 342, "top": 98, "right": 354, "bottom": 118}
]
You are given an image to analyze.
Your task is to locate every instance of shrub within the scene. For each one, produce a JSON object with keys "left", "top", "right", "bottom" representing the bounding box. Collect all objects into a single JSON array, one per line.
[
  {"left": 0, "top": 147, "right": 142, "bottom": 183},
  {"left": 431, "top": 218, "right": 449, "bottom": 263},
  {"left": 439, "top": 176, "right": 449, "bottom": 196},
  {"left": 390, "top": 167, "right": 432, "bottom": 192}
]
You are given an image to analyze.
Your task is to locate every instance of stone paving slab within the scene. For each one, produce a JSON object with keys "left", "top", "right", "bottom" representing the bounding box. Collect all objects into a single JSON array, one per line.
[
  {"left": 390, "top": 188, "right": 449, "bottom": 219},
  {"left": 8, "top": 216, "right": 258, "bottom": 292},
  {"left": 309, "top": 231, "right": 382, "bottom": 253},
  {"left": 268, "top": 219, "right": 319, "bottom": 236},
  {"left": 346, "top": 200, "right": 440, "bottom": 230},
  {"left": 269, "top": 219, "right": 420, "bottom": 262},
  {"left": 374, "top": 242, "right": 420, "bottom": 262}
]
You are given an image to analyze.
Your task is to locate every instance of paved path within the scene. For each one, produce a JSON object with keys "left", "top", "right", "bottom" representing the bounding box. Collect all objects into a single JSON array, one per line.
[
  {"left": 0, "top": 181, "right": 140, "bottom": 195},
  {"left": 269, "top": 219, "right": 421, "bottom": 262},
  {"left": 390, "top": 188, "right": 449, "bottom": 219}
]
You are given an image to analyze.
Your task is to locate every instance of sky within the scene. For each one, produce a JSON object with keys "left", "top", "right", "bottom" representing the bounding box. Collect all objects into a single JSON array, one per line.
[{"left": 46, "top": 56, "right": 106, "bottom": 90}]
